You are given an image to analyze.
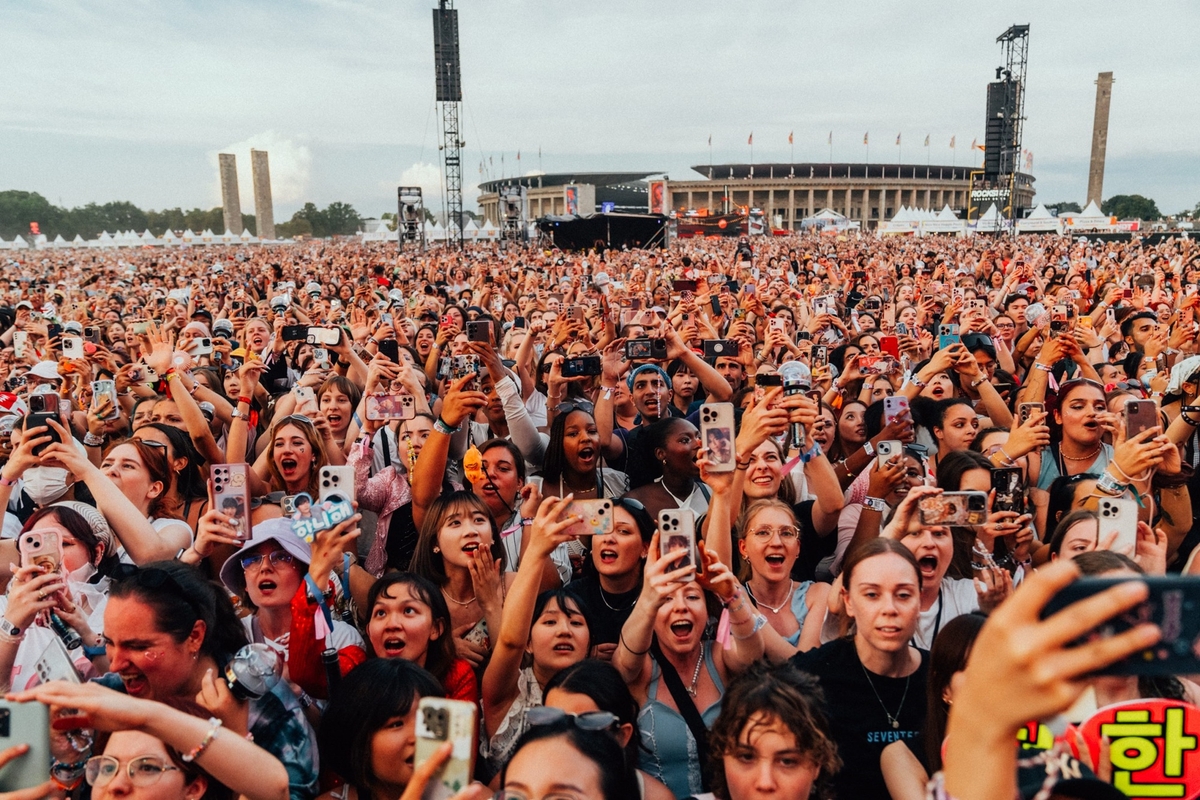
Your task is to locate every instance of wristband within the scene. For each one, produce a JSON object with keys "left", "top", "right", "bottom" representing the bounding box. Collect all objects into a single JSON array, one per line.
[
  {"left": 800, "top": 442, "right": 823, "bottom": 464},
  {"left": 1034, "top": 363, "right": 1053, "bottom": 372},
  {"left": 83, "top": 643, "right": 106, "bottom": 658},
  {"left": 1095, "top": 471, "right": 1128, "bottom": 497},
  {"left": 731, "top": 614, "right": 768, "bottom": 640},
  {"left": 351, "top": 412, "right": 363, "bottom": 429},
  {"left": 907, "top": 375, "right": 928, "bottom": 389},
  {"left": 863, "top": 496, "right": 887, "bottom": 512},
  {"left": 433, "top": 417, "right": 460, "bottom": 435},
  {"left": 182, "top": 718, "right": 222, "bottom": 763},
  {"left": 0, "top": 475, "right": 16, "bottom": 487},
  {"left": 83, "top": 432, "right": 105, "bottom": 448},
  {"left": 237, "top": 396, "right": 252, "bottom": 406}
]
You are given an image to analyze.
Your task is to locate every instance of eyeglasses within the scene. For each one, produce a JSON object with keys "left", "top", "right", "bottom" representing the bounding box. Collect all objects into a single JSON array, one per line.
[
  {"left": 525, "top": 706, "right": 618, "bottom": 731},
  {"left": 240, "top": 550, "right": 296, "bottom": 572},
  {"left": 747, "top": 525, "right": 800, "bottom": 542},
  {"left": 85, "top": 755, "right": 180, "bottom": 787},
  {"left": 495, "top": 792, "right": 584, "bottom": 800}
]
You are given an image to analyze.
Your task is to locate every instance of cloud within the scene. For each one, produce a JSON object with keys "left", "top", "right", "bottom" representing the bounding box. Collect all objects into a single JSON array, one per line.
[
  {"left": 384, "top": 161, "right": 481, "bottom": 214},
  {"left": 208, "top": 132, "right": 312, "bottom": 211}
]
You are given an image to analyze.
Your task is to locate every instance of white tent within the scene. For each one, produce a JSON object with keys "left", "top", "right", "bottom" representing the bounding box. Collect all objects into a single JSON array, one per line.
[
  {"left": 160, "top": 229, "right": 179, "bottom": 246},
  {"left": 139, "top": 230, "right": 159, "bottom": 246},
  {"left": 1017, "top": 204, "right": 1062, "bottom": 234},
  {"left": 71, "top": 234, "right": 86, "bottom": 248},
  {"left": 879, "top": 206, "right": 922, "bottom": 235},
  {"left": 52, "top": 234, "right": 69, "bottom": 249},
  {"left": 920, "top": 205, "right": 967, "bottom": 236},
  {"left": 462, "top": 219, "right": 480, "bottom": 240},
  {"left": 800, "top": 208, "right": 860, "bottom": 233},
  {"left": 0, "top": 237, "right": 9, "bottom": 251},
  {"left": 971, "top": 203, "right": 1011, "bottom": 234},
  {"left": 1063, "top": 200, "right": 1117, "bottom": 233},
  {"left": 429, "top": 221, "right": 446, "bottom": 241},
  {"left": 200, "top": 229, "right": 215, "bottom": 243},
  {"left": 480, "top": 220, "right": 499, "bottom": 240},
  {"left": 11, "top": 236, "right": 30, "bottom": 250},
  {"left": 181, "top": 229, "right": 196, "bottom": 244},
  {"left": 96, "top": 231, "right": 116, "bottom": 248},
  {"left": 219, "top": 228, "right": 237, "bottom": 244}
]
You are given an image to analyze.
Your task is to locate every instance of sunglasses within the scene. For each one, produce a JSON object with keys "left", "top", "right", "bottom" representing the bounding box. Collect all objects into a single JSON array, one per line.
[
  {"left": 240, "top": 550, "right": 296, "bottom": 572},
  {"left": 525, "top": 706, "right": 618, "bottom": 731},
  {"left": 555, "top": 401, "right": 596, "bottom": 416}
]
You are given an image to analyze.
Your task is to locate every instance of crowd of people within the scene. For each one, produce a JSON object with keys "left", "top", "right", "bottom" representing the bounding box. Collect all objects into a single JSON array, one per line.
[{"left": 0, "top": 228, "right": 1195, "bottom": 799}]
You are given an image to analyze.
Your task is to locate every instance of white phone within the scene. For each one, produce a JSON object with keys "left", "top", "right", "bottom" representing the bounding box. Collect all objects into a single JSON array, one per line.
[
  {"left": 658, "top": 508, "right": 697, "bottom": 570},
  {"left": 11, "top": 330, "right": 28, "bottom": 360},
  {"left": 876, "top": 440, "right": 902, "bottom": 470},
  {"left": 318, "top": 465, "right": 355, "bottom": 503},
  {"left": 1098, "top": 497, "right": 1138, "bottom": 556},
  {"left": 61, "top": 336, "right": 84, "bottom": 360}
]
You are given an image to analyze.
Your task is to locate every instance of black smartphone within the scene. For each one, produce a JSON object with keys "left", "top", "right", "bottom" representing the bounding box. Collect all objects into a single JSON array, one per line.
[
  {"left": 1041, "top": 576, "right": 1200, "bottom": 676},
  {"left": 466, "top": 320, "right": 492, "bottom": 343},
  {"left": 513, "top": 316, "right": 527, "bottom": 329},
  {"left": 710, "top": 296, "right": 722, "bottom": 316},
  {"left": 702, "top": 339, "right": 739, "bottom": 359},
  {"left": 561, "top": 356, "right": 601, "bottom": 378},
  {"left": 25, "top": 412, "right": 60, "bottom": 455},
  {"left": 991, "top": 467, "right": 1024, "bottom": 514},
  {"left": 756, "top": 373, "right": 783, "bottom": 388},
  {"left": 46, "top": 323, "right": 62, "bottom": 341},
  {"left": 377, "top": 339, "right": 400, "bottom": 363},
  {"left": 283, "top": 325, "right": 308, "bottom": 342},
  {"left": 672, "top": 279, "right": 698, "bottom": 293}
]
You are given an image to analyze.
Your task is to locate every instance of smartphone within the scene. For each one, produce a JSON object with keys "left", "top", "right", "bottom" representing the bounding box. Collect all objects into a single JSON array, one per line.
[
  {"left": 33, "top": 636, "right": 80, "bottom": 684},
  {"left": 83, "top": 325, "right": 101, "bottom": 344},
  {"left": 812, "top": 345, "right": 829, "bottom": 368},
  {"left": 289, "top": 491, "right": 355, "bottom": 544},
  {"left": 699, "top": 402, "right": 736, "bottom": 473},
  {"left": 132, "top": 320, "right": 150, "bottom": 335},
  {"left": 11, "top": 330, "right": 27, "bottom": 360},
  {"left": 876, "top": 440, "right": 902, "bottom": 470},
  {"left": 1124, "top": 399, "right": 1158, "bottom": 440},
  {"left": 512, "top": 316, "right": 527, "bottom": 329},
  {"left": 210, "top": 463, "right": 251, "bottom": 541},
  {"left": 1098, "top": 496, "right": 1138, "bottom": 555},
  {"left": 1017, "top": 402, "right": 1045, "bottom": 426},
  {"left": 282, "top": 325, "right": 308, "bottom": 342},
  {"left": 192, "top": 337, "right": 213, "bottom": 356},
  {"left": 466, "top": 320, "right": 492, "bottom": 343},
  {"left": 991, "top": 467, "right": 1024, "bottom": 515},
  {"left": 414, "top": 697, "right": 476, "bottom": 800},
  {"left": 1040, "top": 576, "right": 1200, "bottom": 676},
  {"left": 18, "top": 528, "right": 62, "bottom": 574},
  {"left": 564, "top": 499, "right": 614, "bottom": 538},
  {"left": 702, "top": 339, "right": 739, "bottom": 359},
  {"left": 895, "top": 322, "right": 909, "bottom": 337},
  {"left": 307, "top": 327, "right": 341, "bottom": 346},
  {"left": 46, "top": 323, "right": 62, "bottom": 341},
  {"left": 25, "top": 410, "right": 60, "bottom": 455},
  {"left": 710, "top": 296, "right": 723, "bottom": 316},
  {"left": 658, "top": 508, "right": 697, "bottom": 570},
  {"left": 938, "top": 324, "right": 960, "bottom": 337},
  {"left": 561, "top": 355, "right": 601, "bottom": 378},
  {"left": 318, "top": 465, "right": 355, "bottom": 504},
  {"left": 813, "top": 296, "right": 831, "bottom": 316},
  {"left": 377, "top": 338, "right": 400, "bottom": 364},
  {"left": 625, "top": 338, "right": 667, "bottom": 360},
  {"left": 883, "top": 396, "right": 909, "bottom": 425},
  {"left": 939, "top": 334, "right": 961, "bottom": 350},
  {"left": 918, "top": 491, "right": 988, "bottom": 526},
  {"left": 769, "top": 317, "right": 787, "bottom": 334},
  {"left": 91, "top": 380, "right": 120, "bottom": 420},
  {"left": 858, "top": 355, "right": 890, "bottom": 375},
  {"left": 880, "top": 335, "right": 900, "bottom": 359},
  {"left": 0, "top": 701, "right": 51, "bottom": 791},
  {"left": 672, "top": 279, "right": 698, "bottom": 293},
  {"left": 568, "top": 306, "right": 586, "bottom": 323},
  {"left": 293, "top": 386, "right": 316, "bottom": 405},
  {"left": 365, "top": 394, "right": 416, "bottom": 421},
  {"left": 61, "top": 335, "right": 84, "bottom": 360}
]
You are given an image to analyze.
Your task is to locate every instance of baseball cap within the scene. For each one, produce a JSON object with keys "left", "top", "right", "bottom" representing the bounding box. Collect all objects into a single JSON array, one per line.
[
  {"left": 63, "top": 321, "right": 83, "bottom": 335},
  {"left": 14, "top": 301, "right": 32, "bottom": 310},
  {"left": 29, "top": 362, "right": 62, "bottom": 382}
]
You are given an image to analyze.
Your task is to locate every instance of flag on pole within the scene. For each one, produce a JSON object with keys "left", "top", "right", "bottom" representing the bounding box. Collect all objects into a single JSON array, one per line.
[
  {"left": 863, "top": 132, "right": 869, "bottom": 145},
  {"left": 828, "top": 131, "right": 833, "bottom": 145},
  {"left": 1025, "top": 151, "right": 1033, "bottom": 170},
  {"left": 788, "top": 131, "right": 793, "bottom": 145},
  {"left": 707, "top": 134, "right": 712, "bottom": 147},
  {"left": 924, "top": 134, "right": 930, "bottom": 147},
  {"left": 971, "top": 138, "right": 979, "bottom": 151},
  {"left": 896, "top": 133, "right": 901, "bottom": 145},
  {"left": 748, "top": 132, "right": 753, "bottom": 145},
  {"left": 950, "top": 135, "right": 956, "bottom": 149},
  {"left": 516, "top": 150, "right": 521, "bottom": 161}
]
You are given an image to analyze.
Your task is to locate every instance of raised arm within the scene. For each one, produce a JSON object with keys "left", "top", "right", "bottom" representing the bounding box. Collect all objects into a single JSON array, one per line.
[{"left": 411, "top": 374, "right": 486, "bottom": 530}]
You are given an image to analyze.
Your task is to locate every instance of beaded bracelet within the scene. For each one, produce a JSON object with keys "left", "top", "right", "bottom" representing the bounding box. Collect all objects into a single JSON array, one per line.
[{"left": 182, "top": 717, "right": 222, "bottom": 762}]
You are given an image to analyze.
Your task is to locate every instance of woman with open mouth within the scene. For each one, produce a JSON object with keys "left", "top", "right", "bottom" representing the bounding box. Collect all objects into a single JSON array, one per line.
[
  {"left": 737, "top": 498, "right": 830, "bottom": 660},
  {"left": 622, "top": 417, "right": 706, "bottom": 522},
  {"left": 791, "top": 538, "right": 928, "bottom": 799},
  {"left": 536, "top": 405, "right": 628, "bottom": 503},
  {"left": 317, "top": 374, "right": 361, "bottom": 457},
  {"left": 481, "top": 494, "right": 591, "bottom": 775},
  {"left": 615, "top": 473, "right": 766, "bottom": 799},
  {"left": 364, "top": 572, "right": 478, "bottom": 705},
  {"left": 257, "top": 415, "right": 328, "bottom": 507},
  {"left": 215, "top": 517, "right": 366, "bottom": 706}
]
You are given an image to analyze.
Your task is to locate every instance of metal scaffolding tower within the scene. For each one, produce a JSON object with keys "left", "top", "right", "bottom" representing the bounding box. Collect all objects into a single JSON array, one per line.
[{"left": 432, "top": 0, "right": 464, "bottom": 249}]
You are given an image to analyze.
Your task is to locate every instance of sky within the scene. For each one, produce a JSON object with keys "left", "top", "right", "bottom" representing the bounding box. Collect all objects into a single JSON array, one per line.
[{"left": 3, "top": 0, "right": 1198, "bottom": 222}]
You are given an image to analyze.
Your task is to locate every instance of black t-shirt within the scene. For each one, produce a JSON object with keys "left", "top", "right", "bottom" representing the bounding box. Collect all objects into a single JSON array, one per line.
[
  {"left": 791, "top": 638, "right": 929, "bottom": 799},
  {"left": 565, "top": 575, "right": 640, "bottom": 645}
]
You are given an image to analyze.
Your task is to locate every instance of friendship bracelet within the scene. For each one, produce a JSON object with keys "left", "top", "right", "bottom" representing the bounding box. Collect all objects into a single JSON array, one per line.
[{"left": 182, "top": 717, "right": 222, "bottom": 762}]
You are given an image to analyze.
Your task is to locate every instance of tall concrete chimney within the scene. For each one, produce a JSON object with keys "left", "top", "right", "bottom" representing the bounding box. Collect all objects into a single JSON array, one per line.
[
  {"left": 251, "top": 149, "right": 276, "bottom": 241},
  {"left": 1086, "top": 72, "right": 1114, "bottom": 207},
  {"left": 218, "top": 153, "right": 243, "bottom": 235}
]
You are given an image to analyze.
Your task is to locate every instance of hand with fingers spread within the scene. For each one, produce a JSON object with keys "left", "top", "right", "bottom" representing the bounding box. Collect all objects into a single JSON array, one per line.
[
  {"left": 4, "top": 566, "right": 66, "bottom": 632},
  {"left": 973, "top": 562, "right": 1013, "bottom": 613}
]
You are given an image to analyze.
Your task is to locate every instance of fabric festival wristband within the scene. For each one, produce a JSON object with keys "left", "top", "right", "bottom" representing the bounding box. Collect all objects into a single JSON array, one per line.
[
  {"left": 237, "top": 396, "right": 252, "bottom": 406},
  {"left": 434, "top": 417, "right": 459, "bottom": 435}
]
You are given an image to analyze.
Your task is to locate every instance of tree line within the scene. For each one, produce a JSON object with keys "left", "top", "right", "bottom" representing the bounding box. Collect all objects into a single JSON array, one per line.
[{"left": 0, "top": 190, "right": 363, "bottom": 241}]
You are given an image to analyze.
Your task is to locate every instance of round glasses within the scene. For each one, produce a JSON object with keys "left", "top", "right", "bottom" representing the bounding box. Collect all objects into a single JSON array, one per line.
[
  {"left": 85, "top": 755, "right": 180, "bottom": 787},
  {"left": 240, "top": 550, "right": 296, "bottom": 572},
  {"left": 748, "top": 525, "right": 800, "bottom": 542}
]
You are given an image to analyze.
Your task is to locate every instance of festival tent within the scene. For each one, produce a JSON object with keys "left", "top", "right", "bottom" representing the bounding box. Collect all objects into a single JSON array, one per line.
[
  {"left": 800, "top": 208, "right": 860, "bottom": 233},
  {"left": 429, "top": 221, "right": 446, "bottom": 241},
  {"left": 52, "top": 234, "right": 69, "bottom": 248},
  {"left": 463, "top": 219, "right": 480, "bottom": 240},
  {"left": 219, "top": 229, "right": 237, "bottom": 244},
  {"left": 181, "top": 229, "right": 196, "bottom": 244},
  {"left": 1017, "top": 204, "right": 1062, "bottom": 234},
  {"left": 139, "top": 230, "right": 159, "bottom": 246},
  {"left": 10, "top": 236, "right": 30, "bottom": 249},
  {"left": 480, "top": 220, "right": 499, "bottom": 240},
  {"left": 160, "top": 229, "right": 179, "bottom": 246},
  {"left": 920, "top": 206, "right": 967, "bottom": 236},
  {"left": 239, "top": 228, "right": 260, "bottom": 244},
  {"left": 0, "top": 237, "right": 9, "bottom": 250},
  {"left": 879, "top": 206, "right": 921, "bottom": 236},
  {"left": 71, "top": 234, "right": 86, "bottom": 248},
  {"left": 971, "top": 204, "right": 1011, "bottom": 234},
  {"left": 96, "top": 231, "right": 116, "bottom": 248},
  {"left": 200, "top": 229, "right": 215, "bottom": 243},
  {"left": 1063, "top": 201, "right": 1117, "bottom": 233}
]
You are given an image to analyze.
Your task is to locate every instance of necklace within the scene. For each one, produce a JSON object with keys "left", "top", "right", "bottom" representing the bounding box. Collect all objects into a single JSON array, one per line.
[
  {"left": 559, "top": 475, "right": 598, "bottom": 498},
  {"left": 860, "top": 660, "right": 911, "bottom": 730},
  {"left": 441, "top": 588, "right": 477, "bottom": 607},
  {"left": 686, "top": 647, "right": 705, "bottom": 697},
  {"left": 657, "top": 477, "right": 694, "bottom": 510},
  {"left": 746, "top": 580, "right": 794, "bottom": 615},
  {"left": 1061, "top": 443, "right": 1102, "bottom": 462},
  {"left": 598, "top": 585, "right": 636, "bottom": 612}
]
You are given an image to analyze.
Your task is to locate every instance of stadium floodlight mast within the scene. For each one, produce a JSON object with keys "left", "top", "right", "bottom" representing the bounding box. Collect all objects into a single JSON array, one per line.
[
  {"left": 432, "top": 0, "right": 465, "bottom": 250},
  {"left": 397, "top": 187, "right": 425, "bottom": 252}
]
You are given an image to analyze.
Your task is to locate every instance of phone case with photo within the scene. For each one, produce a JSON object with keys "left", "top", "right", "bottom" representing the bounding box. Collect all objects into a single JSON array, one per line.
[
  {"left": 699, "top": 403, "right": 736, "bottom": 473},
  {"left": 658, "top": 509, "right": 697, "bottom": 570},
  {"left": 210, "top": 463, "right": 251, "bottom": 541}
]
